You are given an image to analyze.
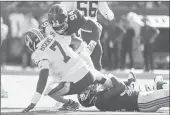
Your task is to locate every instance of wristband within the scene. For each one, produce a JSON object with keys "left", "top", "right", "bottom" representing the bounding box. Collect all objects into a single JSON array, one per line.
[{"left": 31, "top": 92, "right": 41, "bottom": 104}]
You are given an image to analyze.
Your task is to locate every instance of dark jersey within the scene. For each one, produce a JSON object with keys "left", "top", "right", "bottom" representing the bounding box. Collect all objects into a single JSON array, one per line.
[
  {"left": 94, "top": 89, "right": 139, "bottom": 111},
  {"left": 39, "top": 20, "right": 49, "bottom": 34},
  {"left": 38, "top": 10, "right": 85, "bottom": 36},
  {"left": 64, "top": 10, "right": 86, "bottom": 35}
]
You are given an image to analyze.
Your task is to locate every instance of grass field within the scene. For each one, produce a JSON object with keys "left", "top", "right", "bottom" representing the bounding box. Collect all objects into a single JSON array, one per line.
[{"left": 1, "top": 70, "right": 169, "bottom": 115}]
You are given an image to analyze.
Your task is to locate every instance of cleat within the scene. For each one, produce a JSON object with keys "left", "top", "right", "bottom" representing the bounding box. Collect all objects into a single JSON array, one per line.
[
  {"left": 58, "top": 99, "right": 79, "bottom": 111},
  {"left": 127, "top": 72, "right": 136, "bottom": 83}
]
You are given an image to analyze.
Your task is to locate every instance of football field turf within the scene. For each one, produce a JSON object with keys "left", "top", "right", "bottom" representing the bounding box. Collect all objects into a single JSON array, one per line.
[{"left": 1, "top": 71, "right": 169, "bottom": 115}]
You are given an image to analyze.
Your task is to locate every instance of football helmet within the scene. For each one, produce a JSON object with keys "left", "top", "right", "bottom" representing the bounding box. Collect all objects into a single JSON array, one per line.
[
  {"left": 25, "top": 28, "right": 44, "bottom": 52},
  {"left": 77, "top": 84, "right": 99, "bottom": 107},
  {"left": 48, "top": 4, "right": 68, "bottom": 34}
]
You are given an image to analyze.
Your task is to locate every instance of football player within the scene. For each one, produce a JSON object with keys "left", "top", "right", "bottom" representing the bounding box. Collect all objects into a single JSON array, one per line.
[
  {"left": 39, "top": 4, "right": 108, "bottom": 71},
  {"left": 78, "top": 80, "right": 169, "bottom": 112},
  {"left": 22, "top": 28, "right": 114, "bottom": 112},
  {"left": 60, "top": 2, "right": 114, "bottom": 70}
]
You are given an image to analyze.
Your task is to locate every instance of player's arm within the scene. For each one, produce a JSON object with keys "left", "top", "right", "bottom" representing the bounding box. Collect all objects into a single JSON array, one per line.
[
  {"left": 98, "top": 2, "right": 114, "bottom": 21},
  {"left": 108, "top": 76, "right": 126, "bottom": 96},
  {"left": 70, "top": 36, "right": 95, "bottom": 69},
  {"left": 83, "top": 20, "right": 102, "bottom": 55},
  {"left": 22, "top": 57, "right": 50, "bottom": 113}
]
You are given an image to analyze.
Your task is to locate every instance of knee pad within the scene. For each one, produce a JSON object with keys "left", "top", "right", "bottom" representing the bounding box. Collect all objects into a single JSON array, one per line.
[{"left": 48, "top": 82, "right": 70, "bottom": 96}]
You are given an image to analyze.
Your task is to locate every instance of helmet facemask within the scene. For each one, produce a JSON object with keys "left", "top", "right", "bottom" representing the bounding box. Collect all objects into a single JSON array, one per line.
[
  {"left": 48, "top": 4, "right": 69, "bottom": 34},
  {"left": 25, "top": 29, "right": 44, "bottom": 52},
  {"left": 78, "top": 84, "right": 99, "bottom": 107}
]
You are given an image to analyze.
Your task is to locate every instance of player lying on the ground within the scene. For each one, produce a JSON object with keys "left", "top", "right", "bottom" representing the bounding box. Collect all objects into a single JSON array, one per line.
[
  {"left": 22, "top": 28, "right": 114, "bottom": 113},
  {"left": 78, "top": 77, "right": 169, "bottom": 112},
  {"left": 39, "top": 4, "right": 103, "bottom": 71}
]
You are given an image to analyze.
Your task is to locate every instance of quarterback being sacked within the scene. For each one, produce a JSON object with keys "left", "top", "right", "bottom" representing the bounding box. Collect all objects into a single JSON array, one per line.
[
  {"left": 39, "top": 4, "right": 104, "bottom": 70},
  {"left": 78, "top": 79, "right": 169, "bottom": 112},
  {"left": 22, "top": 28, "right": 113, "bottom": 112}
]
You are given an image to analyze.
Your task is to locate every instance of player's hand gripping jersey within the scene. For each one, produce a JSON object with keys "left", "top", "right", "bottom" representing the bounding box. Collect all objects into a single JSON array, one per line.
[
  {"left": 31, "top": 32, "right": 86, "bottom": 82},
  {"left": 61, "top": 1, "right": 114, "bottom": 21}
]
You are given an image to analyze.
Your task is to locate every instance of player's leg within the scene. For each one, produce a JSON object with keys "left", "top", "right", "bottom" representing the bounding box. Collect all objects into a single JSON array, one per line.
[
  {"left": 46, "top": 81, "right": 79, "bottom": 110},
  {"left": 138, "top": 89, "right": 169, "bottom": 112},
  {"left": 65, "top": 67, "right": 114, "bottom": 95}
]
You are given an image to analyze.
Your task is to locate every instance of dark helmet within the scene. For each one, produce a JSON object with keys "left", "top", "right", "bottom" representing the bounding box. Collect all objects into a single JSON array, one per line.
[
  {"left": 77, "top": 84, "right": 99, "bottom": 107},
  {"left": 48, "top": 4, "right": 68, "bottom": 34},
  {"left": 25, "top": 28, "right": 44, "bottom": 52}
]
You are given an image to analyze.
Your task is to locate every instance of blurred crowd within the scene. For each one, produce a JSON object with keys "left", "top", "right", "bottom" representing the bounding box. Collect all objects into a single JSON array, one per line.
[{"left": 1, "top": 1, "right": 169, "bottom": 71}]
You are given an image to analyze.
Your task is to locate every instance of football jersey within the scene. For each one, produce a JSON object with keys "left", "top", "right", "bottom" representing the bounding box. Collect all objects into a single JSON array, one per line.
[
  {"left": 31, "top": 34, "right": 84, "bottom": 79},
  {"left": 64, "top": 10, "right": 86, "bottom": 35},
  {"left": 94, "top": 89, "right": 139, "bottom": 111},
  {"left": 61, "top": 2, "right": 114, "bottom": 21}
]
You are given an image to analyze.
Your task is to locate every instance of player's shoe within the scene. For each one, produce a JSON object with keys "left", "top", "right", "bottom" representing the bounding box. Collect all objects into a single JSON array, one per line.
[
  {"left": 127, "top": 72, "right": 137, "bottom": 89},
  {"left": 1, "top": 91, "right": 8, "bottom": 98},
  {"left": 127, "top": 72, "right": 136, "bottom": 83},
  {"left": 58, "top": 99, "right": 79, "bottom": 111}
]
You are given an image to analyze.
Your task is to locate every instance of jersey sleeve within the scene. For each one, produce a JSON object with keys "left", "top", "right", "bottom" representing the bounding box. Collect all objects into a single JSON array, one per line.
[
  {"left": 39, "top": 20, "right": 56, "bottom": 37},
  {"left": 98, "top": 2, "right": 114, "bottom": 21},
  {"left": 31, "top": 50, "right": 49, "bottom": 69}
]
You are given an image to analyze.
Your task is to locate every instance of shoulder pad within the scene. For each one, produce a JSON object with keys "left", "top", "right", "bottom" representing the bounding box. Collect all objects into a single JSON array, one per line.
[{"left": 31, "top": 50, "right": 49, "bottom": 65}]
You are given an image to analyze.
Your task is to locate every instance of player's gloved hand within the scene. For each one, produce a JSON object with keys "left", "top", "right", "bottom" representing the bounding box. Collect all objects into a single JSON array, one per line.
[{"left": 22, "top": 103, "right": 36, "bottom": 113}]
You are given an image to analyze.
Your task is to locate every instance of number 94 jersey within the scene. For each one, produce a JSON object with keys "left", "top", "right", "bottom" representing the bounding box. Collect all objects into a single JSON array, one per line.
[{"left": 31, "top": 34, "right": 85, "bottom": 78}]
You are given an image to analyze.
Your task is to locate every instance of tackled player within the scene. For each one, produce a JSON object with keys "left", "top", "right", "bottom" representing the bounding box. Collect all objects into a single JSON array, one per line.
[
  {"left": 78, "top": 74, "right": 169, "bottom": 112},
  {"left": 22, "top": 28, "right": 114, "bottom": 113}
]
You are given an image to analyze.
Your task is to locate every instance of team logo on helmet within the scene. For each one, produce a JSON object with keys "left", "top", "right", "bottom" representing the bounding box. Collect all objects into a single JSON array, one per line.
[{"left": 25, "top": 28, "right": 45, "bottom": 51}]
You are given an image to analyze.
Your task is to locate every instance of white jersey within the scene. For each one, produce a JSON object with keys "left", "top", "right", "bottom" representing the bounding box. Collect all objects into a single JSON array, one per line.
[
  {"left": 61, "top": 1, "right": 114, "bottom": 21},
  {"left": 31, "top": 34, "right": 86, "bottom": 81}
]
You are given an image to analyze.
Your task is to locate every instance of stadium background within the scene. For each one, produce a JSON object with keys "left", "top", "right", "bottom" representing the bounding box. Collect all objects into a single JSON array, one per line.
[{"left": 1, "top": 1, "right": 169, "bottom": 70}]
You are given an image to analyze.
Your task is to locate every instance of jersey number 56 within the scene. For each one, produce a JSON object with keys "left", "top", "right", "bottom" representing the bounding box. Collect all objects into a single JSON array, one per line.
[{"left": 77, "top": 1, "right": 98, "bottom": 17}]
